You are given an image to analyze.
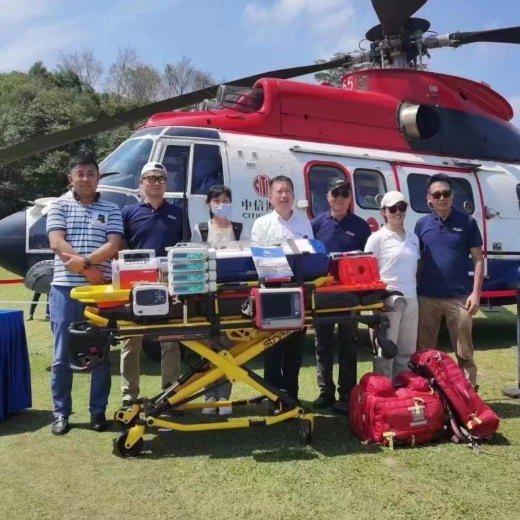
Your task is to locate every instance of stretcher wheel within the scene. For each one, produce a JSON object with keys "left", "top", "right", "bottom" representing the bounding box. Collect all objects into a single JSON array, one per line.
[
  {"left": 299, "top": 419, "right": 312, "bottom": 446},
  {"left": 116, "top": 430, "right": 144, "bottom": 458}
]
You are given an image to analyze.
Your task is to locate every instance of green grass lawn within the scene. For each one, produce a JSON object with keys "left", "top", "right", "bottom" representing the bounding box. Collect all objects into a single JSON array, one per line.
[{"left": 1, "top": 268, "right": 520, "bottom": 520}]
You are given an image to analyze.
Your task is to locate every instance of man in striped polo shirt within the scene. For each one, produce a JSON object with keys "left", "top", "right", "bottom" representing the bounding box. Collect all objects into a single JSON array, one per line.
[{"left": 46, "top": 154, "right": 123, "bottom": 435}]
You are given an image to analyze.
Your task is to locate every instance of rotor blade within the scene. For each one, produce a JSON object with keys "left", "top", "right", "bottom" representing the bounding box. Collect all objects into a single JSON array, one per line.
[
  {"left": 450, "top": 26, "right": 520, "bottom": 45},
  {"left": 0, "top": 57, "right": 347, "bottom": 165},
  {"left": 371, "top": 0, "right": 427, "bottom": 35}
]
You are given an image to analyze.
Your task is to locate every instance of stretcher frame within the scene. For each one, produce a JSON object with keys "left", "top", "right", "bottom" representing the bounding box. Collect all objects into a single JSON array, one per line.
[{"left": 70, "top": 279, "right": 391, "bottom": 457}]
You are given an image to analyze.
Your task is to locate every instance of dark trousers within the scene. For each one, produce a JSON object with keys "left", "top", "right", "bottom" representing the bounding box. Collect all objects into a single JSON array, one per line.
[
  {"left": 314, "top": 323, "right": 356, "bottom": 400},
  {"left": 263, "top": 329, "right": 306, "bottom": 399},
  {"left": 30, "top": 292, "right": 49, "bottom": 318}
]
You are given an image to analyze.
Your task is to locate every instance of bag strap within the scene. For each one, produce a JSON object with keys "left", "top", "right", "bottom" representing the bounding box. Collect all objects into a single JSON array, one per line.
[
  {"left": 198, "top": 222, "right": 209, "bottom": 242},
  {"left": 199, "top": 221, "right": 242, "bottom": 242},
  {"left": 231, "top": 222, "right": 243, "bottom": 241}
]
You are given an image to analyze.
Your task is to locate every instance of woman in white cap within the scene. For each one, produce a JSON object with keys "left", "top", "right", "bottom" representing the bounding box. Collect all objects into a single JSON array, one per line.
[{"left": 364, "top": 191, "right": 420, "bottom": 379}]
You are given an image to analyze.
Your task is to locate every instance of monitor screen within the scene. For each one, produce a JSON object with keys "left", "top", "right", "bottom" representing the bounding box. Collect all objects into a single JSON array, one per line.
[
  {"left": 135, "top": 288, "right": 167, "bottom": 306},
  {"left": 261, "top": 293, "right": 293, "bottom": 319}
]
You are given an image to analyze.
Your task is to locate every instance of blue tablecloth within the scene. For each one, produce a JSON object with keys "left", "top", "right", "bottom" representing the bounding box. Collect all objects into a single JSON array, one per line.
[{"left": 0, "top": 310, "right": 32, "bottom": 420}]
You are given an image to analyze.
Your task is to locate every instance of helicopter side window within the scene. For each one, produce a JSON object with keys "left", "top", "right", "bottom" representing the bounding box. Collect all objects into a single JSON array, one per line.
[
  {"left": 307, "top": 164, "right": 349, "bottom": 217},
  {"left": 98, "top": 138, "right": 153, "bottom": 190},
  {"left": 407, "top": 173, "right": 475, "bottom": 215},
  {"left": 353, "top": 169, "right": 387, "bottom": 209},
  {"left": 516, "top": 184, "right": 520, "bottom": 210},
  {"left": 191, "top": 144, "right": 224, "bottom": 195},
  {"left": 160, "top": 145, "right": 191, "bottom": 193}
]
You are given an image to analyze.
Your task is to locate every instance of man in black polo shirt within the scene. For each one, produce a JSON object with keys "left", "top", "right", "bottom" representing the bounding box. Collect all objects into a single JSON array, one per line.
[
  {"left": 414, "top": 173, "right": 484, "bottom": 388},
  {"left": 120, "top": 161, "right": 189, "bottom": 405},
  {"left": 311, "top": 179, "right": 371, "bottom": 413}
]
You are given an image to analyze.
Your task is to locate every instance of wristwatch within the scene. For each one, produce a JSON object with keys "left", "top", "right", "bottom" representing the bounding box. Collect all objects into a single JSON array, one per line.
[{"left": 82, "top": 256, "right": 93, "bottom": 270}]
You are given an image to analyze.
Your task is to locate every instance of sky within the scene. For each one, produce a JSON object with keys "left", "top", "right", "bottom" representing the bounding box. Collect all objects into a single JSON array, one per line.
[{"left": 0, "top": 0, "right": 520, "bottom": 123}]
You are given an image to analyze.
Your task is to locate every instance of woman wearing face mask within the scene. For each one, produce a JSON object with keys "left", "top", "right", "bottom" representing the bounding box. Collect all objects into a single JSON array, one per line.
[
  {"left": 364, "top": 191, "right": 420, "bottom": 380},
  {"left": 192, "top": 185, "right": 248, "bottom": 415},
  {"left": 192, "top": 185, "right": 245, "bottom": 245}
]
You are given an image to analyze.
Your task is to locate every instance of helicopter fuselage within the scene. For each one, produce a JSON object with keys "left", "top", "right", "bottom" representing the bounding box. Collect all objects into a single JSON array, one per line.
[{"left": 2, "top": 70, "right": 520, "bottom": 305}]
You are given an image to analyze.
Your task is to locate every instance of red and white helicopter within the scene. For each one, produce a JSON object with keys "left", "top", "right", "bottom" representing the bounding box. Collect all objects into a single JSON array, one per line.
[{"left": 1, "top": 0, "right": 520, "bottom": 306}]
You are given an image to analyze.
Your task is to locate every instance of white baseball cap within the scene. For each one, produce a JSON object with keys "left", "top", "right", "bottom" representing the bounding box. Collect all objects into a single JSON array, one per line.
[
  {"left": 380, "top": 191, "right": 407, "bottom": 208},
  {"left": 141, "top": 162, "right": 167, "bottom": 178}
]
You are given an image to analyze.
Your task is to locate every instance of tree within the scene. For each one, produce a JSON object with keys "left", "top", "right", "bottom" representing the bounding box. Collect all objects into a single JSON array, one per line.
[
  {"left": 313, "top": 53, "right": 348, "bottom": 87},
  {"left": 56, "top": 49, "right": 104, "bottom": 89},
  {"left": 105, "top": 47, "right": 141, "bottom": 101},
  {"left": 127, "top": 65, "right": 162, "bottom": 104},
  {"left": 162, "top": 56, "right": 214, "bottom": 97},
  {"left": 0, "top": 65, "right": 120, "bottom": 220}
]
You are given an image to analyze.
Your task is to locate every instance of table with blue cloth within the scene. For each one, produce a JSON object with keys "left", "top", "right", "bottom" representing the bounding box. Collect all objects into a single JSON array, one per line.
[{"left": 0, "top": 310, "right": 32, "bottom": 420}]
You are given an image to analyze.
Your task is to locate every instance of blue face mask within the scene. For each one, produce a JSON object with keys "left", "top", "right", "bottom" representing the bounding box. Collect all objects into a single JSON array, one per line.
[{"left": 212, "top": 203, "right": 232, "bottom": 220}]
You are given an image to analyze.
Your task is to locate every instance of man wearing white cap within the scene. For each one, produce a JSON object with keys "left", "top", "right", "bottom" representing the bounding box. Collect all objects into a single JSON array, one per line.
[
  {"left": 119, "top": 161, "right": 189, "bottom": 406},
  {"left": 364, "top": 191, "right": 420, "bottom": 379}
]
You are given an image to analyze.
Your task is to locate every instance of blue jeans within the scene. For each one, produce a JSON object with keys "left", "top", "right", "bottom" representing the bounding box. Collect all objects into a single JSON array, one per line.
[{"left": 49, "top": 285, "right": 111, "bottom": 418}]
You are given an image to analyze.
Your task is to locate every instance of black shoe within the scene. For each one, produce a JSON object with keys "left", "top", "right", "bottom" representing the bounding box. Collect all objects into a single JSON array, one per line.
[
  {"left": 90, "top": 413, "right": 108, "bottom": 432},
  {"left": 122, "top": 398, "right": 133, "bottom": 408},
  {"left": 332, "top": 400, "right": 350, "bottom": 416},
  {"left": 51, "top": 416, "right": 69, "bottom": 435},
  {"left": 26, "top": 316, "right": 33, "bottom": 322},
  {"left": 313, "top": 394, "right": 336, "bottom": 409}
]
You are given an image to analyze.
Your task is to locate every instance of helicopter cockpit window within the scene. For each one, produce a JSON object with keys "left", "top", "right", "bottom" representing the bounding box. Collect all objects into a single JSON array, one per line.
[
  {"left": 99, "top": 138, "right": 153, "bottom": 190},
  {"left": 191, "top": 144, "right": 224, "bottom": 195},
  {"left": 160, "top": 145, "right": 191, "bottom": 193},
  {"left": 307, "top": 164, "right": 348, "bottom": 217},
  {"left": 407, "top": 173, "right": 475, "bottom": 215},
  {"left": 353, "top": 169, "right": 387, "bottom": 209}
]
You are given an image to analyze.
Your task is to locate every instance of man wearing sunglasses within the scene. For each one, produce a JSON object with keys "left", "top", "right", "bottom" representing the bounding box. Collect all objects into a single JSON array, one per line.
[
  {"left": 414, "top": 173, "right": 484, "bottom": 389},
  {"left": 311, "top": 178, "right": 371, "bottom": 414},
  {"left": 119, "top": 162, "right": 190, "bottom": 407}
]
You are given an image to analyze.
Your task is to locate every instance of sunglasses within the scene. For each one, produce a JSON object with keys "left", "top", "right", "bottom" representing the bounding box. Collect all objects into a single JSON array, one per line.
[
  {"left": 144, "top": 175, "right": 167, "bottom": 185},
  {"left": 429, "top": 189, "right": 452, "bottom": 200},
  {"left": 331, "top": 189, "right": 351, "bottom": 198},
  {"left": 387, "top": 202, "right": 408, "bottom": 213}
]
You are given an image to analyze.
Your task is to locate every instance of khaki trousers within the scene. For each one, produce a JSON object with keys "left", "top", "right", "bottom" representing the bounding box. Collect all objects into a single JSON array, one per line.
[
  {"left": 120, "top": 336, "right": 181, "bottom": 400},
  {"left": 373, "top": 297, "right": 419, "bottom": 380},
  {"left": 417, "top": 296, "right": 477, "bottom": 385}
]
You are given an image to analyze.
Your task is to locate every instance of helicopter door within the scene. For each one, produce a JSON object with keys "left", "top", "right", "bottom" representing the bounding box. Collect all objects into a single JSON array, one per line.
[
  {"left": 397, "top": 164, "right": 486, "bottom": 270},
  {"left": 156, "top": 140, "right": 227, "bottom": 236}
]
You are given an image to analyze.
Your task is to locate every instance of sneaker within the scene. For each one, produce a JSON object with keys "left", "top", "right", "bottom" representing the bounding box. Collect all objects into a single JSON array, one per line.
[
  {"left": 51, "top": 415, "right": 69, "bottom": 435},
  {"left": 45, "top": 314, "right": 50, "bottom": 321},
  {"left": 122, "top": 397, "right": 133, "bottom": 408},
  {"left": 90, "top": 413, "right": 109, "bottom": 432},
  {"left": 313, "top": 394, "right": 336, "bottom": 409},
  {"left": 202, "top": 397, "right": 217, "bottom": 415},
  {"left": 26, "top": 316, "right": 33, "bottom": 322},
  {"left": 218, "top": 397, "right": 233, "bottom": 416}
]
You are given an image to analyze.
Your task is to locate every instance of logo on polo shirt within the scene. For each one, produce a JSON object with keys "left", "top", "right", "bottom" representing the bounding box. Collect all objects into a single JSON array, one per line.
[
  {"left": 453, "top": 227, "right": 463, "bottom": 232},
  {"left": 346, "top": 231, "right": 355, "bottom": 236},
  {"left": 92, "top": 211, "right": 109, "bottom": 226},
  {"left": 167, "top": 215, "right": 177, "bottom": 220}
]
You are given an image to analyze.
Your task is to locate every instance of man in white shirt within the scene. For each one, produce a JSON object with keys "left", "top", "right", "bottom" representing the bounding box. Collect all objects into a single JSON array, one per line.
[{"left": 251, "top": 176, "right": 313, "bottom": 410}]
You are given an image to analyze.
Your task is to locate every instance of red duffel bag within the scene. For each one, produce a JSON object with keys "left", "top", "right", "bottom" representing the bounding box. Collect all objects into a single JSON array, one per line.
[
  {"left": 349, "top": 371, "right": 446, "bottom": 448},
  {"left": 409, "top": 349, "right": 500, "bottom": 442}
]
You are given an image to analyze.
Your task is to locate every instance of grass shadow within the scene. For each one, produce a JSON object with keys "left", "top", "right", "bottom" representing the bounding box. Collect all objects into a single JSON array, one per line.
[
  {"left": 114, "top": 411, "right": 370, "bottom": 461},
  {"left": 485, "top": 400, "right": 520, "bottom": 419},
  {"left": 0, "top": 409, "right": 52, "bottom": 436}
]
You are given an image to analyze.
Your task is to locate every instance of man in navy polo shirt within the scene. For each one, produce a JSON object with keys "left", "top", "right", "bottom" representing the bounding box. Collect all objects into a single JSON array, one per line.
[
  {"left": 120, "top": 161, "right": 190, "bottom": 406},
  {"left": 414, "top": 173, "right": 484, "bottom": 387},
  {"left": 311, "top": 179, "right": 371, "bottom": 413}
]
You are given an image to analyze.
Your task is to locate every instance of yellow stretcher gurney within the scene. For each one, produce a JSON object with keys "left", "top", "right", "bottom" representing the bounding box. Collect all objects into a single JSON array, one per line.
[{"left": 69, "top": 272, "right": 395, "bottom": 458}]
